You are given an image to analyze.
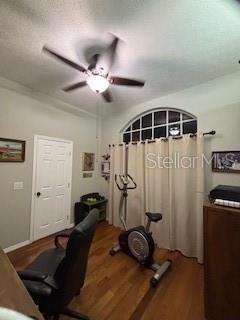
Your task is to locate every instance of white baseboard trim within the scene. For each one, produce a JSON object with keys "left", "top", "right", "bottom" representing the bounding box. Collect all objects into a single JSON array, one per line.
[
  {"left": 4, "top": 240, "right": 31, "bottom": 253},
  {"left": 4, "top": 225, "right": 75, "bottom": 253}
]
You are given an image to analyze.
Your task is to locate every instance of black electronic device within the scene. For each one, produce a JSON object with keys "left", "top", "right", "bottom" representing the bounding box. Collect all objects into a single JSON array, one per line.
[{"left": 209, "top": 185, "right": 240, "bottom": 202}]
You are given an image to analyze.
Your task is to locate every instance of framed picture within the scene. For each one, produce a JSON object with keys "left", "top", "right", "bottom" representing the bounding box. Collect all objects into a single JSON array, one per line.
[
  {"left": 83, "top": 172, "right": 93, "bottom": 178},
  {"left": 212, "top": 151, "right": 240, "bottom": 173},
  {"left": 0, "top": 138, "right": 25, "bottom": 162},
  {"left": 82, "top": 152, "right": 95, "bottom": 171},
  {"left": 101, "top": 161, "right": 110, "bottom": 175}
]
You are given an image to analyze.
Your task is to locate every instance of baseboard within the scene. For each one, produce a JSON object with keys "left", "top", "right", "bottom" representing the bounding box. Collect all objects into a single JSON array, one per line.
[
  {"left": 4, "top": 225, "right": 74, "bottom": 253},
  {"left": 3, "top": 240, "right": 31, "bottom": 253}
]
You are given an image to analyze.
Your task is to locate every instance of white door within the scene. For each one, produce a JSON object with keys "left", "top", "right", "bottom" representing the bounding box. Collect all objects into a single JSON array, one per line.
[{"left": 32, "top": 136, "right": 73, "bottom": 241}]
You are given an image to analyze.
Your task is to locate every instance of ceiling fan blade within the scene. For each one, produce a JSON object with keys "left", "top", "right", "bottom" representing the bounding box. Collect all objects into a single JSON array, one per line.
[
  {"left": 43, "top": 46, "right": 87, "bottom": 73},
  {"left": 96, "top": 35, "right": 119, "bottom": 75},
  {"left": 101, "top": 89, "right": 113, "bottom": 103},
  {"left": 110, "top": 76, "right": 145, "bottom": 87},
  {"left": 63, "top": 81, "right": 87, "bottom": 92}
]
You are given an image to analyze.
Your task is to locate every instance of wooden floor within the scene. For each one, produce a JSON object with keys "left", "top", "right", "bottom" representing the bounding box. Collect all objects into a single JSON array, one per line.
[{"left": 8, "top": 222, "right": 205, "bottom": 320}]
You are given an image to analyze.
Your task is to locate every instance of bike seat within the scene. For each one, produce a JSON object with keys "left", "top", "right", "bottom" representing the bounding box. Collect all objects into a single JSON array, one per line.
[{"left": 145, "top": 212, "right": 162, "bottom": 222}]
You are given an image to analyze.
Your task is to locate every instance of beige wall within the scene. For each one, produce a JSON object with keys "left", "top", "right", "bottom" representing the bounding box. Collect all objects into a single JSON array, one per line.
[
  {"left": 0, "top": 86, "right": 101, "bottom": 249},
  {"left": 199, "top": 102, "right": 240, "bottom": 192}
]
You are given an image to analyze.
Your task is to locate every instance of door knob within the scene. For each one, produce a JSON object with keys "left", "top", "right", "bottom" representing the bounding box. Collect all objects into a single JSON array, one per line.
[{"left": 36, "top": 192, "right": 41, "bottom": 197}]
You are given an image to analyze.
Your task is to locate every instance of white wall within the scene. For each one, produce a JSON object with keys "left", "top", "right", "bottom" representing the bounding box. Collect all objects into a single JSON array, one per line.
[
  {"left": 101, "top": 71, "right": 240, "bottom": 196},
  {"left": 0, "top": 84, "right": 101, "bottom": 249}
]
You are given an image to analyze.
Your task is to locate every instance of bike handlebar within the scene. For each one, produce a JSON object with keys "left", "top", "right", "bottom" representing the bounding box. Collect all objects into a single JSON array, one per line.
[{"left": 115, "top": 174, "right": 137, "bottom": 191}]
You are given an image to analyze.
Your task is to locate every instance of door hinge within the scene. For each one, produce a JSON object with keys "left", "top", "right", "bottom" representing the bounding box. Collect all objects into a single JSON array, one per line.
[
  {"left": 67, "top": 215, "right": 69, "bottom": 220},
  {"left": 68, "top": 183, "right": 70, "bottom": 188},
  {"left": 69, "top": 151, "right": 71, "bottom": 156}
]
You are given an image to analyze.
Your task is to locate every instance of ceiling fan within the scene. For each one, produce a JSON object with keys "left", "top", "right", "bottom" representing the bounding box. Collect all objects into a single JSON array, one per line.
[{"left": 42, "top": 35, "right": 145, "bottom": 102}]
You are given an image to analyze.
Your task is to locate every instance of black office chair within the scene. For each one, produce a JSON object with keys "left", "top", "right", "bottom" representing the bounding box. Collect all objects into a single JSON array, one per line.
[{"left": 18, "top": 209, "right": 99, "bottom": 320}]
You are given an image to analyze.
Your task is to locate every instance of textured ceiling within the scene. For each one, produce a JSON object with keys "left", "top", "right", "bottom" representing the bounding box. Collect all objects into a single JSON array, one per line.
[{"left": 0, "top": 0, "right": 240, "bottom": 115}]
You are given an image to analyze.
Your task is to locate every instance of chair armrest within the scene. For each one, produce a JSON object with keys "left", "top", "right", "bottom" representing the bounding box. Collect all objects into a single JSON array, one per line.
[
  {"left": 18, "top": 270, "right": 47, "bottom": 281},
  {"left": 18, "top": 270, "right": 59, "bottom": 290},
  {"left": 54, "top": 233, "right": 70, "bottom": 248}
]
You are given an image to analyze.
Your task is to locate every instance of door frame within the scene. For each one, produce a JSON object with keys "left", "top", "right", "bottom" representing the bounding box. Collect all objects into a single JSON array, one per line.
[{"left": 30, "top": 135, "right": 73, "bottom": 242}]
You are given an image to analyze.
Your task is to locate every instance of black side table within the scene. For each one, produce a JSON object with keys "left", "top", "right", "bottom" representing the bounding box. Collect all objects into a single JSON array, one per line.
[{"left": 75, "top": 195, "right": 108, "bottom": 225}]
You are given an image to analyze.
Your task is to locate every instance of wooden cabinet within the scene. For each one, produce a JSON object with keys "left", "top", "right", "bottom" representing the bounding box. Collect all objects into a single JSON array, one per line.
[
  {"left": 0, "top": 247, "right": 43, "bottom": 319},
  {"left": 204, "top": 202, "right": 240, "bottom": 320}
]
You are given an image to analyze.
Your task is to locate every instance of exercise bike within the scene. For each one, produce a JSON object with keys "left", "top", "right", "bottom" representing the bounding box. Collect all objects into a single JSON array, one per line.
[{"left": 110, "top": 174, "right": 172, "bottom": 287}]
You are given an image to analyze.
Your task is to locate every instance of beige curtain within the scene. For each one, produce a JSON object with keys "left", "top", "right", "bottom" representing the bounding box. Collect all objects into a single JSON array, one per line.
[
  {"left": 127, "top": 142, "right": 146, "bottom": 229},
  {"left": 168, "top": 134, "right": 204, "bottom": 263},
  {"left": 108, "top": 144, "right": 126, "bottom": 227},
  {"left": 145, "top": 139, "right": 170, "bottom": 249},
  {"left": 108, "top": 135, "right": 204, "bottom": 263}
]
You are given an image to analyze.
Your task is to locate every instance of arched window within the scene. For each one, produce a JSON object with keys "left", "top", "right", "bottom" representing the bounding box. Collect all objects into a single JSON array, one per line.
[{"left": 121, "top": 108, "right": 197, "bottom": 143}]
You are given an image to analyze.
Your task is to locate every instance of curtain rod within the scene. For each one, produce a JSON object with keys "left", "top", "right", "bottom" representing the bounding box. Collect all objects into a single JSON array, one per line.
[{"left": 108, "top": 130, "right": 216, "bottom": 147}]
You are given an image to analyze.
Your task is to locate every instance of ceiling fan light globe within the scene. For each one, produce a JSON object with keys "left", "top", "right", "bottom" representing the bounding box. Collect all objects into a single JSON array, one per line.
[{"left": 86, "top": 75, "right": 109, "bottom": 93}]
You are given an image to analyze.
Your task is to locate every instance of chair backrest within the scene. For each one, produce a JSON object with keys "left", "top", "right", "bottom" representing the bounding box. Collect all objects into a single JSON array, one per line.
[{"left": 54, "top": 208, "right": 99, "bottom": 305}]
